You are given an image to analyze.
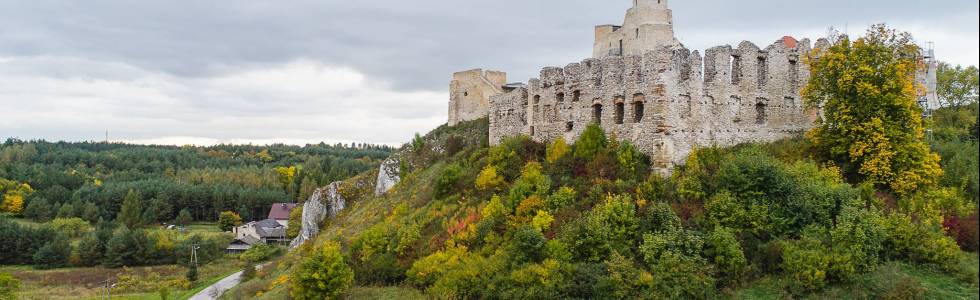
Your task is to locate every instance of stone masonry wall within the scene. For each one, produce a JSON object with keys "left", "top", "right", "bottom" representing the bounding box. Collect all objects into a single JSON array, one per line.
[
  {"left": 489, "top": 38, "right": 830, "bottom": 174},
  {"left": 449, "top": 69, "right": 507, "bottom": 126}
]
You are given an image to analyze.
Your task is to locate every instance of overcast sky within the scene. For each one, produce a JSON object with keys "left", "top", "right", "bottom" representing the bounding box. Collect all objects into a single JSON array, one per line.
[{"left": 1, "top": 0, "right": 977, "bottom": 146}]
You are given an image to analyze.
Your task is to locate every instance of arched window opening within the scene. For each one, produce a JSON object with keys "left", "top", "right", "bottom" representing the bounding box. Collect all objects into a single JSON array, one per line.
[
  {"left": 556, "top": 92, "right": 565, "bottom": 103},
  {"left": 572, "top": 90, "right": 581, "bottom": 102}
]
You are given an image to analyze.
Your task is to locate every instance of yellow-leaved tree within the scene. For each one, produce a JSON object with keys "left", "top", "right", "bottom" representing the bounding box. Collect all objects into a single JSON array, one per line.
[
  {"left": 803, "top": 24, "right": 942, "bottom": 195},
  {"left": 0, "top": 179, "right": 32, "bottom": 215}
]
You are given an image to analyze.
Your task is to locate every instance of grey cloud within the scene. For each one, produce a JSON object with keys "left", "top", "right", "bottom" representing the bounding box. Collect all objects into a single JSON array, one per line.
[{"left": 0, "top": 0, "right": 976, "bottom": 144}]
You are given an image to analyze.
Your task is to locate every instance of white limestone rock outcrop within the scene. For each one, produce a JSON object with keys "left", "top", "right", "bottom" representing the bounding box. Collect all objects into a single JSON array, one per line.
[
  {"left": 289, "top": 181, "right": 346, "bottom": 249},
  {"left": 374, "top": 155, "right": 401, "bottom": 196}
]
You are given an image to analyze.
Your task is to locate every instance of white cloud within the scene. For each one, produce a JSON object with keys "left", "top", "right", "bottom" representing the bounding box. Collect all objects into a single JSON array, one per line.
[{"left": 0, "top": 57, "right": 446, "bottom": 145}]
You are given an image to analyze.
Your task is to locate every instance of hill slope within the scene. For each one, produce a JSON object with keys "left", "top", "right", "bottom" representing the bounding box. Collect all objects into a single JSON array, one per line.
[{"left": 232, "top": 117, "right": 978, "bottom": 299}]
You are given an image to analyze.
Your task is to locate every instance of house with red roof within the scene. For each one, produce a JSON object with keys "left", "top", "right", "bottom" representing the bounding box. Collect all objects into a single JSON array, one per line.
[{"left": 267, "top": 202, "right": 298, "bottom": 227}]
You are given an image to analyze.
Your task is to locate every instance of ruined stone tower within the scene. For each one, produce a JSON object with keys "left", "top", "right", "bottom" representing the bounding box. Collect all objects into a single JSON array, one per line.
[
  {"left": 448, "top": 69, "right": 508, "bottom": 126},
  {"left": 594, "top": 0, "right": 681, "bottom": 59}
]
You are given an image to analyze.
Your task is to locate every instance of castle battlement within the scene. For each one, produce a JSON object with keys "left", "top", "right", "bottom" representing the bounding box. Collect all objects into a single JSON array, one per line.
[{"left": 489, "top": 36, "right": 830, "bottom": 174}]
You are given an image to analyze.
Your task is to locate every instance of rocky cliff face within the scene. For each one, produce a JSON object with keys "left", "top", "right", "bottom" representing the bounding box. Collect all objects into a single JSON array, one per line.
[
  {"left": 374, "top": 155, "right": 401, "bottom": 196},
  {"left": 289, "top": 181, "right": 346, "bottom": 249}
]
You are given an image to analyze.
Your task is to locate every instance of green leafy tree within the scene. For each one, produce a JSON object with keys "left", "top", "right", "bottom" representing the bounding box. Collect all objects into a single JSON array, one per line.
[
  {"left": 175, "top": 208, "right": 193, "bottom": 226},
  {"left": 803, "top": 25, "right": 942, "bottom": 195},
  {"left": 218, "top": 211, "right": 242, "bottom": 232},
  {"left": 290, "top": 241, "right": 354, "bottom": 300},
  {"left": 287, "top": 205, "right": 303, "bottom": 239},
  {"left": 118, "top": 190, "right": 143, "bottom": 229},
  {"left": 936, "top": 62, "right": 979, "bottom": 107},
  {"left": 573, "top": 123, "right": 608, "bottom": 159}
]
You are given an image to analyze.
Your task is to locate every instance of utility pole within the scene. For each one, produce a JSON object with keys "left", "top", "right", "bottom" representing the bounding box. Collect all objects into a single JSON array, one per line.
[
  {"left": 102, "top": 277, "right": 114, "bottom": 300},
  {"left": 191, "top": 244, "right": 199, "bottom": 267}
]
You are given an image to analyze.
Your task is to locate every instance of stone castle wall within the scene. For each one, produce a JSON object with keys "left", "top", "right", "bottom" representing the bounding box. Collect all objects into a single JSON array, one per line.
[
  {"left": 489, "top": 38, "right": 830, "bottom": 174},
  {"left": 449, "top": 69, "right": 507, "bottom": 126}
]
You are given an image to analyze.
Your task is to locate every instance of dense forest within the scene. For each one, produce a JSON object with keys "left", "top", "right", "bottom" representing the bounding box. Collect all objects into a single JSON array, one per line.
[{"left": 0, "top": 141, "right": 393, "bottom": 223}]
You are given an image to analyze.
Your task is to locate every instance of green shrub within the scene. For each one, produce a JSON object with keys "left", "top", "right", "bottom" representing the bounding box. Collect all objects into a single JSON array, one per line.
[
  {"left": 434, "top": 163, "right": 463, "bottom": 199},
  {"left": 639, "top": 229, "right": 704, "bottom": 266},
  {"left": 781, "top": 236, "right": 831, "bottom": 293},
  {"left": 640, "top": 201, "right": 681, "bottom": 233},
  {"left": 545, "top": 137, "right": 570, "bottom": 164},
  {"left": 546, "top": 187, "right": 576, "bottom": 211},
  {"left": 829, "top": 208, "right": 887, "bottom": 278},
  {"left": 615, "top": 141, "right": 649, "bottom": 181},
  {"left": 507, "top": 162, "right": 552, "bottom": 209},
  {"left": 565, "top": 194, "right": 638, "bottom": 262},
  {"left": 573, "top": 123, "right": 607, "bottom": 159},
  {"left": 290, "top": 241, "right": 354, "bottom": 300},
  {"left": 475, "top": 165, "right": 505, "bottom": 191},
  {"left": 704, "top": 227, "right": 747, "bottom": 284},
  {"left": 512, "top": 225, "right": 546, "bottom": 263},
  {"left": 240, "top": 243, "right": 280, "bottom": 263},
  {"left": 241, "top": 262, "right": 257, "bottom": 282},
  {"left": 881, "top": 214, "right": 960, "bottom": 270},
  {"left": 648, "top": 252, "right": 716, "bottom": 299},
  {"left": 48, "top": 217, "right": 92, "bottom": 238},
  {"left": 869, "top": 264, "right": 926, "bottom": 300},
  {"left": 500, "top": 259, "right": 570, "bottom": 299}
]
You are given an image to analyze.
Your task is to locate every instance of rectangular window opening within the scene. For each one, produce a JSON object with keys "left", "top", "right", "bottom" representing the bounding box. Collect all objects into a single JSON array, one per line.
[{"left": 615, "top": 103, "right": 625, "bottom": 124}]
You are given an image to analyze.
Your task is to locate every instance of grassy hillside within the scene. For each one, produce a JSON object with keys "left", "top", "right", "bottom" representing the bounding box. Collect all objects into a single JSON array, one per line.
[{"left": 227, "top": 115, "right": 978, "bottom": 299}]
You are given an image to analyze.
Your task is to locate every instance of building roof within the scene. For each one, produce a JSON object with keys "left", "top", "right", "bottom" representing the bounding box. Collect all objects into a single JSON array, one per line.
[
  {"left": 251, "top": 218, "right": 282, "bottom": 229},
  {"left": 268, "top": 203, "right": 298, "bottom": 220},
  {"left": 780, "top": 36, "right": 798, "bottom": 49},
  {"left": 256, "top": 225, "right": 286, "bottom": 238}
]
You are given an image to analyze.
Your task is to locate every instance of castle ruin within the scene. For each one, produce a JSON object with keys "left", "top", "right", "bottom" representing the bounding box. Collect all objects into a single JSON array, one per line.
[
  {"left": 448, "top": 69, "right": 510, "bottom": 126},
  {"left": 451, "top": 0, "right": 826, "bottom": 174}
]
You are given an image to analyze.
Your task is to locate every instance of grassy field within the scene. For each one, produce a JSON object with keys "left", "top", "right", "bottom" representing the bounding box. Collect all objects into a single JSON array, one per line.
[
  {"left": 2, "top": 256, "right": 242, "bottom": 300},
  {"left": 731, "top": 254, "right": 980, "bottom": 300},
  {"left": 1, "top": 222, "right": 246, "bottom": 300}
]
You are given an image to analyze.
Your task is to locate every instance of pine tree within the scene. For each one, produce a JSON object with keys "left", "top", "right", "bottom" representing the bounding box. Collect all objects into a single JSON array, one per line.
[
  {"left": 56, "top": 203, "right": 74, "bottom": 218},
  {"left": 141, "top": 205, "right": 157, "bottom": 226},
  {"left": 81, "top": 202, "right": 100, "bottom": 223},
  {"left": 22, "top": 197, "right": 52, "bottom": 222},
  {"left": 32, "top": 234, "right": 70, "bottom": 269},
  {"left": 186, "top": 264, "right": 198, "bottom": 282},
  {"left": 118, "top": 190, "right": 143, "bottom": 229}
]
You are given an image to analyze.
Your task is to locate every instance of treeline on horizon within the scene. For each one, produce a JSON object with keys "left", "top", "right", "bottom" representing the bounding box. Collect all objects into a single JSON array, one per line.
[{"left": 0, "top": 139, "right": 395, "bottom": 224}]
